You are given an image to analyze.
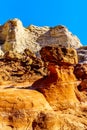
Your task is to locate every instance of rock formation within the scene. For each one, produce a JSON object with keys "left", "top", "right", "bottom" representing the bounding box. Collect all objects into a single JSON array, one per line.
[
  {"left": 32, "top": 46, "right": 80, "bottom": 110},
  {"left": 0, "top": 18, "right": 82, "bottom": 55},
  {"left": 0, "top": 19, "right": 86, "bottom": 130},
  {"left": 40, "top": 46, "right": 78, "bottom": 65}
]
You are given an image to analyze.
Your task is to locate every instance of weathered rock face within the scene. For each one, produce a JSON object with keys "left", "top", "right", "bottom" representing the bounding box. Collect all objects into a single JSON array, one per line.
[
  {"left": 0, "top": 49, "right": 45, "bottom": 88},
  {"left": 0, "top": 19, "right": 82, "bottom": 55},
  {"left": 32, "top": 46, "right": 80, "bottom": 110}
]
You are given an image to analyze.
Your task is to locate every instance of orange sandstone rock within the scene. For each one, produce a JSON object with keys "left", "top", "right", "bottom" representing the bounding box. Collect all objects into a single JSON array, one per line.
[
  {"left": 0, "top": 89, "right": 53, "bottom": 129},
  {"left": 32, "top": 64, "right": 80, "bottom": 110}
]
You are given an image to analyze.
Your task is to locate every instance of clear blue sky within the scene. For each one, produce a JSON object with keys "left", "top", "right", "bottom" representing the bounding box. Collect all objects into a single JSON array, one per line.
[{"left": 0, "top": 0, "right": 87, "bottom": 45}]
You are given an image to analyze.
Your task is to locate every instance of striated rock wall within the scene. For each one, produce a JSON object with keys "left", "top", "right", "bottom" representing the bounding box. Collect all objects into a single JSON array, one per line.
[{"left": 0, "top": 18, "right": 82, "bottom": 55}]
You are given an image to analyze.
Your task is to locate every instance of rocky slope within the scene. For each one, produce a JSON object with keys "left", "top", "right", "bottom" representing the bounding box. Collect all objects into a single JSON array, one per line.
[
  {"left": 0, "top": 19, "right": 87, "bottom": 130},
  {"left": 0, "top": 18, "right": 82, "bottom": 55}
]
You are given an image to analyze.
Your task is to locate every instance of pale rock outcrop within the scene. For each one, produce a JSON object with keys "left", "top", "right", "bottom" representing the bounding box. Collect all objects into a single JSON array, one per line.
[
  {"left": 0, "top": 19, "right": 82, "bottom": 55},
  {"left": 28, "top": 25, "right": 82, "bottom": 48},
  {"left": 0, "top": 19, "right": 40, "bottom": 54}
]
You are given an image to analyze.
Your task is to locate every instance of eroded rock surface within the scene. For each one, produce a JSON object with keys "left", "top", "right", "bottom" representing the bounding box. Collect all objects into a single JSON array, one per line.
[{"left": 0, "top": 49, "right": 45, "bottom": 88}]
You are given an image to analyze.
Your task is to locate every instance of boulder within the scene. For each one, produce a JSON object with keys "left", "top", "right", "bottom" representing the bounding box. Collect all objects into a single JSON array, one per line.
[{"left": 40, "top": 46, "right": 78, "bottom": 65}]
